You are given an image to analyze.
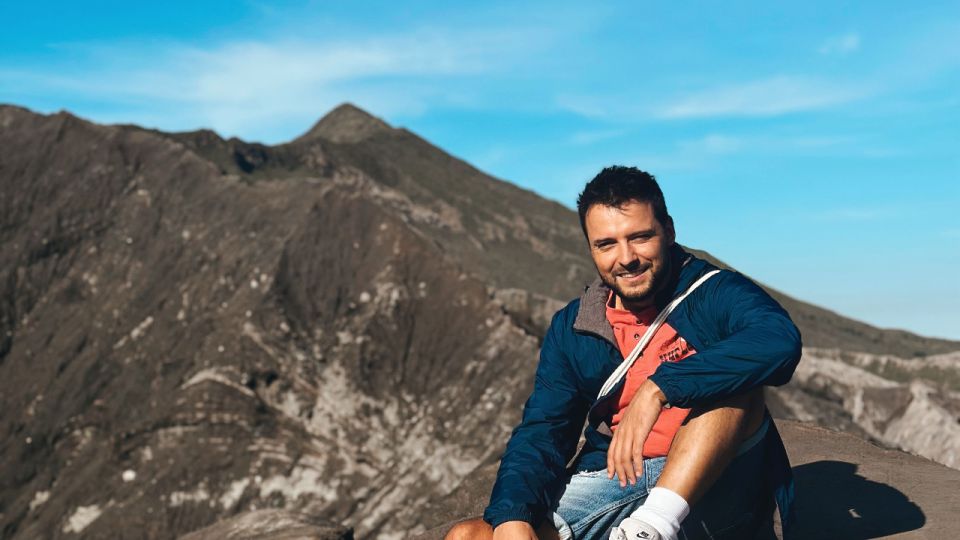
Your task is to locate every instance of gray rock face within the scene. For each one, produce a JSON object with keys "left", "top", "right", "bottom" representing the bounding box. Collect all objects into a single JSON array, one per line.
[
  {"left": 413, "top": 421, "right": 960, "bottom": 539},
  {"left": 0, "top": 105, "right": 537, "bottom": 539},
  {"left": 178, "top": 509, "right": 351, "bottom": 540},
  {"left": 770, "top": 348, "right": 960, "bottom": 469},
  {"left": 1, "top": 103, "right": 958, "bottom": 539}
]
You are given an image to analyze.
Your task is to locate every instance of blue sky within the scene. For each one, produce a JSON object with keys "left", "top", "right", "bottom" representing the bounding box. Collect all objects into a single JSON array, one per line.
[{"left": 2, "top": 1, "right": 958, "bottom": 340}]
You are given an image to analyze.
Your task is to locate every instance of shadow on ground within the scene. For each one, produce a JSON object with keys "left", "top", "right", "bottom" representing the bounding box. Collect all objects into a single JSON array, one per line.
[{"left": 791, "top": 460, "right": 924, "bottom": 539}]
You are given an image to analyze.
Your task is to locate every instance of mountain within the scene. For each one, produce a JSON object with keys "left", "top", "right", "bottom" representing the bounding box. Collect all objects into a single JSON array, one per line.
[{"left": 1, "top": 103, "right": 957, "bottom": 539}]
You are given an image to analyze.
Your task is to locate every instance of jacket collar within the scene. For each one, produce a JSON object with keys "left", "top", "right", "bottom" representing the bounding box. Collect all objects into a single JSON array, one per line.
[
  {"left": 573, "top": 277, "right": 617, "bottom": 344},
  {"left": 573, "top": 244, "right": 698, "bottom": 345}
]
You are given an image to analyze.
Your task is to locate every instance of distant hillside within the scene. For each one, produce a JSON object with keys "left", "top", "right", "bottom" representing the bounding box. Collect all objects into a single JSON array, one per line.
[
  {"left": 1, "top": 103, "right": 957, "bottom": 539},
  {"left": 176, "top": 104, "right": 958, "bottom": 358}
]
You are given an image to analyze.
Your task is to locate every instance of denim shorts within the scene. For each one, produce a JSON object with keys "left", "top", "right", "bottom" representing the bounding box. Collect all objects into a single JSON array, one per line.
[{"left": 550, "top": 419, "right": 775, "bottom": 540}]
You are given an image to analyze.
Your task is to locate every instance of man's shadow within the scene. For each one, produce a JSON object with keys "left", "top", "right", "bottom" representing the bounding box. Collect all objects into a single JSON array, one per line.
[{"left": 790, "top": 460, "right": 925, "bottom": 539}]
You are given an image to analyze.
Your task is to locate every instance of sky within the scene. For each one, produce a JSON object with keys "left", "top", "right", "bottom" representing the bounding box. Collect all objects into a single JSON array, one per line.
[{"left": 2, "top": 1, "right": 958, "bottom": 340}]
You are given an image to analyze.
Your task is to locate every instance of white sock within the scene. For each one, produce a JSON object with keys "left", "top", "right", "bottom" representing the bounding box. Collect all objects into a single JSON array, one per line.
[{"left": 629, "top": 487, "right": 690, "bottom": 540}]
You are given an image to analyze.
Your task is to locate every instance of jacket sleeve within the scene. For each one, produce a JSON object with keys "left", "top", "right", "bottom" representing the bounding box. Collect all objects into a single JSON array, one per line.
[
  {"left": 648, "top": 271, "right": 802, "bottom": 409},
  {"left": 482, "top": 308, "right": 590, "bottom": 529}
]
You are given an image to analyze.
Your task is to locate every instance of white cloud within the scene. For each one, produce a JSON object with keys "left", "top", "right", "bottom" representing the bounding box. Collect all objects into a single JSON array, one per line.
[
  {"left": 808, "top": 207, "right": 898, "bottom": 222},
  {"left": 819, "top": 32, "right": 861, "bottom": 55},
  {"left": 471, "top": 145, "right": 513, "bottom": 170},
  {"left": 679, "top": 134, "right": 743, "bottom": 154},
  {"left": 784, "top": 135, "right": 858, "bottom": 149},
  {"left": 0, "top": 28, "right": 548, "bottom": 142},
  {"left": 554, "top": 94, "right": 616, "bottom": 120},
  {"left": 625, "top": 134, "right": 745, "bottom": 173},
  {"left": 620, "top": 131, "right": 871, "bottom": 172},
  {"left": 557, "top": 76, "right": 870, "bottom": 122},
  {"left": 658, "top": 76, "right": 868, "bottom": 119}
]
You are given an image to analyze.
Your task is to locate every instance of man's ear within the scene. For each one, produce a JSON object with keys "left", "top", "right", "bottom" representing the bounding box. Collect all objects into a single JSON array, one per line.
[{"left": 664, "top": 217, "right": 676, "bottom": 245}]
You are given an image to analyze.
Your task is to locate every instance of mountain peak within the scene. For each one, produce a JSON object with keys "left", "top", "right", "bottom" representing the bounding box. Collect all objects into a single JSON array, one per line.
[{"left": 295, "top": 103, "right": 392, "bottom": 144}]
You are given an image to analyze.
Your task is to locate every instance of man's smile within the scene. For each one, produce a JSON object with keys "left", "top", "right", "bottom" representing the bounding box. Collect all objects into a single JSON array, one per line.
[{"left": 616, "top": 267, "right": 650, "bottom": 281}]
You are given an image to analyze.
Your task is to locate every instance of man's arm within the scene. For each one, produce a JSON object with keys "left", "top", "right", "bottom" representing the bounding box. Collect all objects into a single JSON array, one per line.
[
  {"left": 608, "top": 271, "right": 799, "bottom": 488},
  {"left": 482, "top": 307, "right": 589, "bottom": 531},
  {"left": 606, "top": 378, "right": 668, "bottom": 487},
  {"left": 648, "top": 270, "right": 802, "bottom": 409}
]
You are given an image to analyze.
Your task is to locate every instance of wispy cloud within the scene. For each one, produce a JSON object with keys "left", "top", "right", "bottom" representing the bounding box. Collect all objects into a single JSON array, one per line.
[
  {"left": 819, "top": 32, "right": 861, "bottom": 55},
  {"left": 625, "top": 134, "right": 746, "bottom": 173},
  {"left": 557, "top": 76, "right": 870, "bottom": 122},
  {"left": 658, "top": 76, "right": 868, "bottom": 119},
  {"left": 554, "top": 94, "right": 616, "bottom": 120},
  {"left": 679, "top": 134, "right": 743, "bottom": 155},
  {"left": 471, "top": 144, "right": 514, "bottom": 171},
  {"left": 622, "top": 131, "right": 873, "bottom": 172},
  {"left": 0, "top": 28, "right": 552, "bottom": 142},
  {"left": 808, "top": 206, "right": 899, "bottom": 222}
]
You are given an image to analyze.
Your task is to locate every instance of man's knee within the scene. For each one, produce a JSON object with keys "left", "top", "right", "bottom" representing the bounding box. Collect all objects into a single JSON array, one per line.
[
  {"left": 684, "top": 388, "right": 765, "bottom": 437},
  {"left": 445, "top": 518, "right": 492, "bottom": 540},
  {"left": 690, "top": 387, "right": 762, "bottom": 415}
]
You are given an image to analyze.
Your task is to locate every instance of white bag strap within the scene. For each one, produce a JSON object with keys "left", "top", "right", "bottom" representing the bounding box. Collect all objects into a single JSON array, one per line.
[{"left": 595, "top": 269, "right": 720, "bottom": 400}]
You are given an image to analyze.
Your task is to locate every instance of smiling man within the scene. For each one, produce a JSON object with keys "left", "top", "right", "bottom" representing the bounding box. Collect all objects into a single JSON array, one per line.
[{"left": 445, "top": 166, "right": 801, "bottom": 540}]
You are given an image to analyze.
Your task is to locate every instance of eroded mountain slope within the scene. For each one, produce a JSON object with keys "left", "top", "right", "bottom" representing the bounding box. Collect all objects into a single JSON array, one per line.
[{"left": 1, "top": 103, "right": 957, "bottom": 540}]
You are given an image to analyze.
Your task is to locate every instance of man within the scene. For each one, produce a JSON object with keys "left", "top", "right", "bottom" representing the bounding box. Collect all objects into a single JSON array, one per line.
[{"left": 445, "top": 167, "right": 801, "bottom": 540}]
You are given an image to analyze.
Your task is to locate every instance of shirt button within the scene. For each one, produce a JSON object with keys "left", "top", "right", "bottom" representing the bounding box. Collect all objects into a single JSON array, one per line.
[{"left": 634, "top": 333, "right": 640, "bottom": 339}]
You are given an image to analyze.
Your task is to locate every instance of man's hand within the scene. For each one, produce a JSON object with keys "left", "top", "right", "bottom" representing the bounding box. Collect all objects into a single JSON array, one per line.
[
  {"left": 607, "top": 379, "right": 667, "bottom": 487},
  {"left": 492, "top": 520, "right": 539, "bottom": 540}
]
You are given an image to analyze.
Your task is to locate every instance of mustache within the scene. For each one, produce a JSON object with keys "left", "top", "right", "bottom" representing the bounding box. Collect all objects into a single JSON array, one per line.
[{"left": 614, "top": 262, "right": 650, "bottom": 276}]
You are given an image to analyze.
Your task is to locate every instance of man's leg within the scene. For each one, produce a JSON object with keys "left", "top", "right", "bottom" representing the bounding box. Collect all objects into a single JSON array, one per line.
[
  {"left": 448, "top": 392, "right": 765, "bottom": 540},
  {"left": 656, "top": 388, "right": 765, "bottom": 504},
  {"left": 619, "top": 389, "right": 767, "bottom": 540},
  {"left": 444, "top": 519, "right": 491, "bottom": 540},
  {"left": 444, "top": 518, "right": 560, "bottom": 540}
]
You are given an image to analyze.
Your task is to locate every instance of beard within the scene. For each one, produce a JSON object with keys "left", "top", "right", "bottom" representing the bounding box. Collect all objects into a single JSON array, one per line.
[{"left": 601, "top": 257, "right": 672, "bottom": 309}]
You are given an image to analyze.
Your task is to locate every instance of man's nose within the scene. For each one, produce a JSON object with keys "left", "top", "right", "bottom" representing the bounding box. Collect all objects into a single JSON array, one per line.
[{"left": 616, "top": 241, "right": 637, "bottom": 267}]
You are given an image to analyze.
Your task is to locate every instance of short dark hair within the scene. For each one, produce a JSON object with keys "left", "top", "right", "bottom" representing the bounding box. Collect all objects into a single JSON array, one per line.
[{"left": 576, "top": 166, "right": 671, "bottom": 239}]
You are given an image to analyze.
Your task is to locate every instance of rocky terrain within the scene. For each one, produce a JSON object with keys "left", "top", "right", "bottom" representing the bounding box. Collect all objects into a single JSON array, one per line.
[
  {"left": 769, "top": 348, "right": 960, "bottom": 469},
  {"left": 1, "top": 103, "right": 957, "bottom": 539},
  {"left": 413, "top": 419, "right": 960, "bottom": 540},
  {"left": 179, "top": 509, "right": 351, "bottom": 540}
]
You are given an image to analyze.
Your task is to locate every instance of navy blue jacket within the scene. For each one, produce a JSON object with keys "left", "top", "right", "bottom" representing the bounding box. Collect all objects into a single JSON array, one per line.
[{"left": 483, "top": 246, "right": 802, "bottom": 533}]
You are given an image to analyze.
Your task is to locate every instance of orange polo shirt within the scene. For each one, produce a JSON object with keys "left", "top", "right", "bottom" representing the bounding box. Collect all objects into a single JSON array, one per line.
[{"left": 607, "top": 296, "right": 696, "bottom": 458}]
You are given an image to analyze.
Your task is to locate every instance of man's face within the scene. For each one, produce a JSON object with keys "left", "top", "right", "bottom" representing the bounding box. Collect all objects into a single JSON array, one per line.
[{"left": 584, "top": 200, "right": 675, "bottom": 310}]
